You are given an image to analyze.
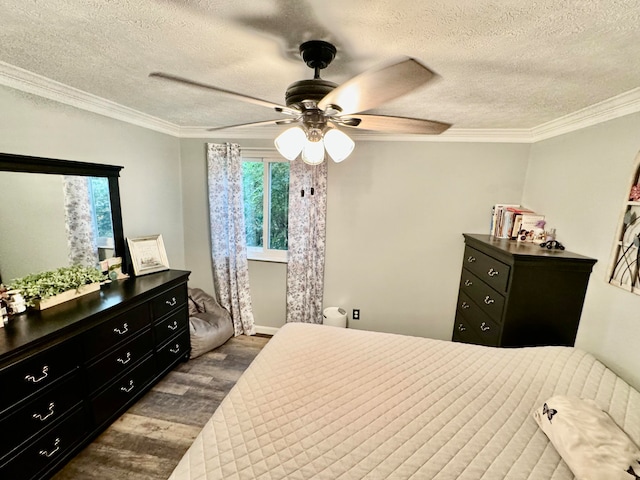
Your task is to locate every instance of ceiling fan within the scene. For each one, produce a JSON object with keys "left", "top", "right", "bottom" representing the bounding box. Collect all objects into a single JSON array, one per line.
[{"left": 150, "top": 40, "right": 451, "bottom": 164}]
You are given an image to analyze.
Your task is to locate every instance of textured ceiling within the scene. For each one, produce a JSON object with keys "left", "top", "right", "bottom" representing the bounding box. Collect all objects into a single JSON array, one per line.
[{"left": 1, "top": 0, "right": 640, "bottom": 132}]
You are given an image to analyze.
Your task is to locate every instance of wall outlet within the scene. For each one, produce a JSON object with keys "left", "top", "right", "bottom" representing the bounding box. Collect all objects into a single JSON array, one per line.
[{"left": 352, "top": 309, "right": 360, "bottom": 320}]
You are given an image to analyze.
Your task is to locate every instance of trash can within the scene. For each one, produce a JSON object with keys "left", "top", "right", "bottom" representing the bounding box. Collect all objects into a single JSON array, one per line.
[{"left": 323, "top": 307, "right": 347, "bottom": 328}]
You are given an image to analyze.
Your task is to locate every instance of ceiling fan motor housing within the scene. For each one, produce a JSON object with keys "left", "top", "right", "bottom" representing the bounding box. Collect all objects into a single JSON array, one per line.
[{"left": 285, "top": 79, "right": 337, "bottom": 108}]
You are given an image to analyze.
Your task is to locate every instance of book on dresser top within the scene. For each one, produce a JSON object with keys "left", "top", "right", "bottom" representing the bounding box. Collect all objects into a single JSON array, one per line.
[
  {"left": 517, "top": 213, "right": 546, "bottom": 243},
  {"left": 490, "top": 204, "right": 520, "bottom": 237},
  {"left": 505, "top": 207, "right": 536, "bottom": 239}
]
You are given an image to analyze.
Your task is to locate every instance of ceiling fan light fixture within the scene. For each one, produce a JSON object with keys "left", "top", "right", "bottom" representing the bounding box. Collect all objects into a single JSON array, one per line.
[
  {"left": 274, "top": 127, "right": 306, "bottom": 160},
  {"left": 324, "top": 128, "right": 355, "bottom": 163},
  {"left": 301, "top": 136, "right": 325, "bottom": 165}
]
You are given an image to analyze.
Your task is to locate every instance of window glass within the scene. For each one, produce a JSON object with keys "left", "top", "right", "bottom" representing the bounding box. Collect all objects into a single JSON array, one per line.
[
  {"left": 268, "top": 162, "right": 289, "bottom": 250},
  {"left": 242, "top": 161, "right": 264, "bottom": 248},
  {"left": 88, "top": 176, "right": 113, "bottom": 247}
]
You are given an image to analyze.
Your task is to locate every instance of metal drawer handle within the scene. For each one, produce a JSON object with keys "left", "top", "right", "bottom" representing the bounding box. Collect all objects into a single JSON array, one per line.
[
  {"left": 461, "top": 302, "right": 470, "bottom": 310},
  {"left": 117, "top": 352, "right": 131, "bottom": 365},
  {"left": 484, "top": 296, "right": 495, "bottom": 305},
  {"left": 464, "top": 279, "right": 473, "bottom": 287},
  {"left": 467, "top": 256, "right": 476, "bottom": 263},
  {"left": 167, "top": 321, "right": 178, "bottom": 331},
  {"left": 33, "top": 402, "right": 56, "bottom": 422},
  {"left": 487, "top": 268, "right": 499, "bottom": 277},
  {"left": 480, "top": 322, "right": 491, "bottom": 332},
  {"left": 169, "top": 344, "right": 180, "bottom": 354},
  {"left": 113, "top": 323, "right": 129, "bottom": 335},
  {"left": 120, "top": 379, "right": 135, "bottom": 393},
  {"left": 39, "top": 437, "right": 60, "bottom": 458},
  {"left": 458, "top": 323, "right": 466, "bottom": 332},
  {"left": 166, "top": 297, "right": 177, "bottom": 307},
  {"left": 25, "top": 365, "right": 49, "bottom": 383}
]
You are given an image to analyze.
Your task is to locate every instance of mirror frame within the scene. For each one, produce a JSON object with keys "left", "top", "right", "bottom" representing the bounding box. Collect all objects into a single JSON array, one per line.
[{"left": 0, "top": 152, "right": 127, "bottom": 278}]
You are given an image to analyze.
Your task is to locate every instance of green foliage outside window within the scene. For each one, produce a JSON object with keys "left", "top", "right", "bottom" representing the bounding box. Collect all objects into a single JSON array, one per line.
[
  {"left": 269, "top": 162, "right": 289, "bottom": 250},
  {"left": 242, "top": 162, "right": 264, "bottom": 248},
  {"left": 88, "top": 177, "right": 114, "bottom": 240},
  {"left": 242, "top": 160, "right": 289, "bottom": 252}
]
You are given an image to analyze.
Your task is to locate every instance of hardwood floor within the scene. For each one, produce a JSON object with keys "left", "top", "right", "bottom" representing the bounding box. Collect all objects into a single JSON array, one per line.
[{"left": 53, "top": 334, "right": 270, "bottom": 480}]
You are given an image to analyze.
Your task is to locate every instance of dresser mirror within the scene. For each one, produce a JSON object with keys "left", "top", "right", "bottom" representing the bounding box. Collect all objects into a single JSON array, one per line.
[{"left": 0, "top": 153, "right": 125, "bottom": 283}]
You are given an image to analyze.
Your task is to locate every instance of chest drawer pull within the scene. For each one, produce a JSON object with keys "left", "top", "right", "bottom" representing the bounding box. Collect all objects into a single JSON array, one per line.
[
  {"left": 461, "top": 302, "right": 470, "bottom": 309},
  {"left": 167, "top": 321, "right": 179, "bottom": 331},
  {"left": 467, "top": 256, "right": 476, "bottom": 263},
  {"left": 458, "top": 323, "right": 466, "bottom": 332},
  {"left": 33, "top": 402, "right": 56, "bottom": 422},
  {"left": 464, "top": 279, "right": 473, "bottom": 287},
  {"left": 25, "top": 365, "right": 49, "bottom": 383},
  {"left": 169, "top": 344, "right": 180, "bottom": 354},
  {"left": 113, "top": 323, "right": 129, "bottom": 335},
  {"left": 484, "top": 296, "right": 495, "bottom": 305},
  {"left": 487, "top": 268, "right": 499, "bottom": 277},
  {"left": 120, "top": 379, "right": 135, "bottom": 393},
  {"left": 117, "top": 352, "right": 132, "bottom": 365},
  {"left": 480, "top": 322, "right": 491, "bottom": 332},
  {"left": 39, "top": 437, "right": 61, "bottom": 458},
  {"left": 166, "top": 297, "right": 177, "bottom": 307}
]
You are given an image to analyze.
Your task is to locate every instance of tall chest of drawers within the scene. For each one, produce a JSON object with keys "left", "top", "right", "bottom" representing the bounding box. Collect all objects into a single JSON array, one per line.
[
  {"left": 0, "top": 270, "right": 190, "bottom": 480},
  {"left": 452, "top": 234, "right": 596, "bottom": 347}
]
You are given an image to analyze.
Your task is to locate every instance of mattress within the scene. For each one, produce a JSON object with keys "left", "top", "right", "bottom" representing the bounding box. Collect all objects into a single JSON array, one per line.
[{"left": 169, "top": 323, "right": 640, "bottom": 479}]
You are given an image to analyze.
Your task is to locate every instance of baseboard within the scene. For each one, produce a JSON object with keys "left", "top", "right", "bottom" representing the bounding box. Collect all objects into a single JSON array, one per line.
[{"left": 254, "top": 325, "right": 280, "bottom": 336}]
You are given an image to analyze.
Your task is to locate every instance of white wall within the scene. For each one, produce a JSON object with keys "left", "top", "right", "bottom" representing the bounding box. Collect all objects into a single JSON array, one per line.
[
  {"left": 180, "top": 137, "right": 530, "bottom": 338},
  {"left": 324, "top": 140, "right": 530, "bottom": 338},
  {"left": 0, "top": 85, "right": 185, "bottom": 270},
  {"left": 522, "top": 111, "right": 640, "bottom": 390}
]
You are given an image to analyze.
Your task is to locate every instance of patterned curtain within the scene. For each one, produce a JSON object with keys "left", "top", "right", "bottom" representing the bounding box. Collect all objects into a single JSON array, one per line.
[
  {"left": 286, "top": 160, "right": 328, "bottom": 324},
  {"left": 63, "top": 176, "right": 99, "bottom": 267},
  {"left": 207, "top": 143, "right": 256, "bottom": 336}
]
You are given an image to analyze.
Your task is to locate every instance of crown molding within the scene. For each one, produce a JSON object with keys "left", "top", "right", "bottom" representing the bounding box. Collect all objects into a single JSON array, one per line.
[
  {"left": 531, "top": 87, "right": 640, "bottom": 142},
  {"left": 2, "top": 61, "right": 640, "bottom": 143},
  {"left": 0, "top": 61, "right": 180, "bottom": 136}
]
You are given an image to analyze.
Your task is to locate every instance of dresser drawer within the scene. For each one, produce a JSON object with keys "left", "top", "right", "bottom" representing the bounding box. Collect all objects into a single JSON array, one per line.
[
  {"left": 0, "top": 374, "right": 83, "bottom": 462},
  {"left": 91, "top": 354, "right": 156, "bottom": 427},
  {"left": 156, "top": 328, "right": 190, "bottom": 373},
  {"left": 151, "top": 285, "right": 187, "bottom": 320},
  {"left": 459, "top": 268, "right": 505, "bottom": 323},
  {"left": 83, "top": 303, "right": 151, "bottom": 359},
  {"left": 154, "top": 309, "right": 188, "bottom": 346},
  {"left": 0, "top": 341, "right": 78, "bottom": 413},
  {"left": 0, "top": 406, "right": 87, "bottom": 480},
  {"left": 85, "top": 330, "right": 154, "bottom": 394},
  {"left": 457, "top": 291, "right": 502, "bottom": 346},
  {"left": 463, "top": 246, "right": 510, "bottom": 292},
  {"left": 452, "top": 314, "right": 480, "bottom": 345}
]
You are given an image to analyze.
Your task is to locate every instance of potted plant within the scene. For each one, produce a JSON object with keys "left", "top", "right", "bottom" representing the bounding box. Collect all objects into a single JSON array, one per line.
[{"left": 8, "top": 265, "right": 106, "bottom": 310}]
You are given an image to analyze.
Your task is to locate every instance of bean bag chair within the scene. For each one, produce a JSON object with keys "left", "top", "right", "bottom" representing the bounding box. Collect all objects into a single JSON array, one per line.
[{"left": 187, "top": 287, "right": 234, "bottom": 359}]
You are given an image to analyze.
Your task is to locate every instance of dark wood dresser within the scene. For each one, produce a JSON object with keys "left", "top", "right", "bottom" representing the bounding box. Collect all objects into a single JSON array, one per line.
[
  {"left": 452, "top": 234, "right": 596, "bottom": 347},
  {"left": 0, "top": 270, "right": 190, "bottom": 480}
]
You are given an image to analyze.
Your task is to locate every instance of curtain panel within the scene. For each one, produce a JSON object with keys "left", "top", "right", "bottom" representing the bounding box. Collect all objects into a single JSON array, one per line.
[
  {"left": 207, "top": 143, "right": 256, "bottom": 336},
  {"left": 286, "top": 160, "right": 328, "bottom": 324},
  {"left": 63, "top": 175, "right": 99, "bottom": 267}
]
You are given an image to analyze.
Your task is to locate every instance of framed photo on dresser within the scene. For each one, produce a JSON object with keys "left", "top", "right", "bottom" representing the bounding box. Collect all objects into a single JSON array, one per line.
[{"left": 127, "top": 234, "right": 170, "bottom": 276}]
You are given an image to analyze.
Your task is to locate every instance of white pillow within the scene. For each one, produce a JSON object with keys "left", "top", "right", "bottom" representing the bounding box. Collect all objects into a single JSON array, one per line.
[{"left": 533, "top": 395, "right": 640, "bottom": 480}]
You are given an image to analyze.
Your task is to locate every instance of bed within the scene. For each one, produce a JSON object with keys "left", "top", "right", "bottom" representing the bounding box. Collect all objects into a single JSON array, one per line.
[{"left": 169, "top": 323, "right": 640, "bottom": 479}]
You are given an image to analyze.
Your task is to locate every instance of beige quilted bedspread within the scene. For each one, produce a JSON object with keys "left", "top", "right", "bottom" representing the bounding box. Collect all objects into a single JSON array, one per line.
[{"left": 169, "top": 323, "right": 640, "bottom": 479}]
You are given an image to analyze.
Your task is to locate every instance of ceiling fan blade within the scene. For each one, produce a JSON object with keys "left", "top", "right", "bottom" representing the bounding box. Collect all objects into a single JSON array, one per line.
[
  {"left": 207, "top": 118, "right": 297, "bottom": 132},
  {"left": 335, "top": 114, "right": 451, "bottom": 135},
  {"left": 318, "top": 58, "right": 437, "bottom": 115},
  {"left": 149, "top": 72, "right": 299, "bottom": 115}
]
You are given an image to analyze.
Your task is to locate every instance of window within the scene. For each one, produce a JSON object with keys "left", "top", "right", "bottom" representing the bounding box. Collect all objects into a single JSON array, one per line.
[{"left": 242, "top": 157, "right": 289, "bottom": 262}]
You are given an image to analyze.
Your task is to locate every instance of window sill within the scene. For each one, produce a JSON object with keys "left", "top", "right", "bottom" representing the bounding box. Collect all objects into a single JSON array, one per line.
[{"left": 247, "top": 250, "right": 288, "bottom": 264}]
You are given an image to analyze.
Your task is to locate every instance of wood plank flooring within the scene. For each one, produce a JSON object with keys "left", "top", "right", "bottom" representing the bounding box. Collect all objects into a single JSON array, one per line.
[{"left": 53, "top": 334, "right": 270, "bottom": 480}]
